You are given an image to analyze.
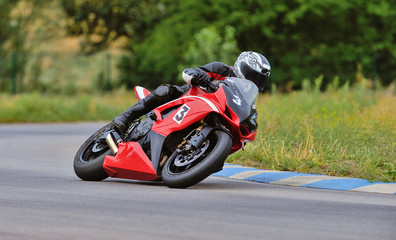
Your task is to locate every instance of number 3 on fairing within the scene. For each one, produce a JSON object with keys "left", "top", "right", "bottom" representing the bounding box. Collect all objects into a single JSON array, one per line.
[{"left": 173, "top": 104, "right": 191, "bottom": 124}]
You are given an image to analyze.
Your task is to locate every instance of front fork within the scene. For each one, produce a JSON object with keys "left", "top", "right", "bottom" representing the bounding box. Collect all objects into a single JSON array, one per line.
[
  {"left": 95, "top": 129, "right": 121, "bottom": 155},
  {"left": 104, "top": 120, "right": 142, "bottom": 155},
  {"left": 176, "top": 124, "right": 230, "bottom": 155},
  {"left": 105, "top": 131, "right": 120, "bottom": 154}
]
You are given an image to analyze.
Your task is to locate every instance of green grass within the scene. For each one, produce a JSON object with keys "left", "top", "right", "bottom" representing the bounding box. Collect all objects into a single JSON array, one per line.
[
  {"left": 0, "top": 89, "right": 136, "bottom": 123},
  {"left": 228, "top": 86, "right": 396, "bottom": 182},
  {"left": 0, "top": 85, "right": 395, "bottom": 182}
]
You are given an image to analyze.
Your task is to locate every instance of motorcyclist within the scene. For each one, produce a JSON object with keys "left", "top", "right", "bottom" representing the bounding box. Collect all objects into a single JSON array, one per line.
[{"left": 112, "top": 51, "right": 271, "bottom": 133}]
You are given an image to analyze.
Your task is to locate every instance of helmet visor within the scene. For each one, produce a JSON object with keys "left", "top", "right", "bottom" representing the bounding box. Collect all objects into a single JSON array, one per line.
[{"left": 240, "top": 62, "right": 269, "bottom": 91}]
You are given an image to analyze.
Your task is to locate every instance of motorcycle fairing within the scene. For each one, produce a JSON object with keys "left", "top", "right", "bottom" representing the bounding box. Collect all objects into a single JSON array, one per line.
[
  {"left": 150, "top": 87, "right": 227, "bottom": 137},
  {"left": 150, "top": 82, "right": 256, "bottom": 159},
  {"left": 103, "top": 142, "right": 158, "bottom": 181},
  {"left": 149, "top": 131, "right": 166, "bottom": 174},
  {"left": 142, "top": 87, "right": 227, "bottom": 174},
  {"left": 134, "top": 86, "right": 151, "bottom": 101}
]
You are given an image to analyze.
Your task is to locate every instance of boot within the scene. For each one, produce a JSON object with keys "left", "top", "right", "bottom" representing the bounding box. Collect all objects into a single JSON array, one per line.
[
  {"left": 112, "top": 94, "right": 158, "bottom": 133},
  {"left": 112, "top": 84, "right": 185, "bottom": 133}
]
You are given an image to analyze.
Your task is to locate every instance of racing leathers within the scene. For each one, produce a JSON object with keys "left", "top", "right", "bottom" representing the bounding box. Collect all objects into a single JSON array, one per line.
[
  {"left": 182, "top": 61, "right": 236, "bottom": 85},
  {"left": 112, "top": 62, "right": 236, "bottom": 132}
]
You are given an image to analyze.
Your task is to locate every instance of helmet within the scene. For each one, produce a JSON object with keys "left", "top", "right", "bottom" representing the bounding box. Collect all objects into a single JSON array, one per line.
[{"left": 233, "top": 51, "right": 271, "bottom": 91}]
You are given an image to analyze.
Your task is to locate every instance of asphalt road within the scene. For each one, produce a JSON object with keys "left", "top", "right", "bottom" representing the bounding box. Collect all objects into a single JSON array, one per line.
[{"left": 0, "top": 123, "right": 395, "bottom": 240}]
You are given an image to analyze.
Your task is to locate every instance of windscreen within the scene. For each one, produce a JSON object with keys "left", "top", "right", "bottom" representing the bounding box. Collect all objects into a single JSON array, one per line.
[{"left": 223, "top": 77, "right": 259, "bottom": 122}]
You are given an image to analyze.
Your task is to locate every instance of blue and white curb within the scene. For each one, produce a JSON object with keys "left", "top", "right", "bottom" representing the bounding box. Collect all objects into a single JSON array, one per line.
[{"left": 213, "top": 164, "right": 396, "bottom": 195}]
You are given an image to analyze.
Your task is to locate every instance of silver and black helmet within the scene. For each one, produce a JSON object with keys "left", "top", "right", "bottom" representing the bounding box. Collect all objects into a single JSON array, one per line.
[{"left": 233, "top": 51, "right": 271, "bottom": 91}]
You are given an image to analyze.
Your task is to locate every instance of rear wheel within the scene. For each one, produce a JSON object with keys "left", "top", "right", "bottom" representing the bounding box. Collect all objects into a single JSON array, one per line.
[
  {"left": 162, "top": 130, "right": 232, "bottom": 188},
  {"left": 74, "top": 123, "right": 113, "bottom": 181}
]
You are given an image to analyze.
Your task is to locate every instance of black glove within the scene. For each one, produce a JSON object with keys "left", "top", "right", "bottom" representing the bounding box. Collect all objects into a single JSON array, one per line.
[
  {"left": 190, "top": 71, "right": 211, "bottom": 87},
  {"left": 183, "top": 68, "right": 218, "bottom": 93}
]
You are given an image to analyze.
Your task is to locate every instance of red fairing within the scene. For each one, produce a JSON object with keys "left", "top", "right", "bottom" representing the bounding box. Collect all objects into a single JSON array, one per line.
[
  {"left": 151, "top": 87, "right": 228, "bottom": 137},
  {"left": 134, "top": 86, "right": 151, "bottom": 101},
  {"left": 103, "top": 142, "right": 158, "bottom": 181}
]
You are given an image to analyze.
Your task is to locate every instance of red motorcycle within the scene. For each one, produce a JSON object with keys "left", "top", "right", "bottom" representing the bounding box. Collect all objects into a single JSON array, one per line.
[{"left": 74, "top": 77, "right": 259, "bottom": 188}]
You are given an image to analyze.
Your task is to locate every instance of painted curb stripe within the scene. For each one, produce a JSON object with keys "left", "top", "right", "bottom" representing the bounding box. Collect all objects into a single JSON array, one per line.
[
  {"left": 351, "top": 184, "right": 396, "bottom": 194},
  {"left": 245, "top": 172, "right": 314, "bottom": 183},
  {"left": 212, "top": 167, "right": 258, "bottom": 177},
  {"left": 229, "top": 170, "right": 280, "bottom": 180},
  {"left": 271, "top": 175, "right": 343, "bottom": 186},
  {"left": 213, "top": 164, "right": 396, "bottom": 195},
  {"left": 302, "top": 178, "right": 373, "bottom": 191}
]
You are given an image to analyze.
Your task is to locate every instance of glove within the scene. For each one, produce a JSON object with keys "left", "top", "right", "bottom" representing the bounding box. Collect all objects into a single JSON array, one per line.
[
  {"left": 182, "top": 68, "right": 217, "bottom": 93},
  {"left": 190, "top": 71, "right": 211, "bottom": 87}
]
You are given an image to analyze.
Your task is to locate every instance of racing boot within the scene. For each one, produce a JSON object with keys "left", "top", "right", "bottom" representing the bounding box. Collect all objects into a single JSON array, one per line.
[
  {"left": 112, "top": 84, "right": 186, "bottom": 133},
  {"left": 112, "top": 94, "right": 158, "bottom": 133}
]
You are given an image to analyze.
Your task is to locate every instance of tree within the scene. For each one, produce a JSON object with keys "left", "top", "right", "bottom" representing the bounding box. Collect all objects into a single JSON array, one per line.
[
  {"left": 63, "top": 0, "right": 396, "bottom": 89},
  {"left": 60, "top": 0, "right": 166, "bottom": 53},
  {"left": 184, "top": 26, "right": 239, "bottom": 67}
]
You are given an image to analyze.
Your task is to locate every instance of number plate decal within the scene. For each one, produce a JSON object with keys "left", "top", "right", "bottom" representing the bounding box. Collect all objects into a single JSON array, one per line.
[{"left": 173, "top": 104, "right": 191, "bottom": 124}]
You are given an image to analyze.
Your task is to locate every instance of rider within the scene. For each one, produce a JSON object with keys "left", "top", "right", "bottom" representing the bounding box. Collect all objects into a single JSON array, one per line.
[{"left": 112, "top": 51, "right": 271, "bottom": 133}]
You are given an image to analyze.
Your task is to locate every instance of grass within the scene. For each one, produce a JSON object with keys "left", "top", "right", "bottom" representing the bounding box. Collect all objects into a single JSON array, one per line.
[
  {"left": 0, "top": 84, "right": 395, "bottom": 182},
  {"left": 228, "top": 84, "right": 396, "bottom": 182},
  {"left": 0, "top": 88, "right": 136, "bottom": 123}
]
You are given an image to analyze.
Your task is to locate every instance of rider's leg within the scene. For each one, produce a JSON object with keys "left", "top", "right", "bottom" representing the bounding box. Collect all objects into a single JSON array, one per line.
[
  {"left": 112, "top": 94, "right": 157, "bottom": 132},
  {"left": 112, "top": 84, "right": 185, "bottom": 132}
]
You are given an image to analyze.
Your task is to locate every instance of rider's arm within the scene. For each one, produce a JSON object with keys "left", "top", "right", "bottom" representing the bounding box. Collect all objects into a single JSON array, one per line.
[
  {"left": 182, "top": 68, "right": 209, "bottom": 86},
  {"left": 196, "top": 62, "right": 236, "bottom": 80},
  {"left": 182, "top": 62, "right": 236, "bottom": 85}
]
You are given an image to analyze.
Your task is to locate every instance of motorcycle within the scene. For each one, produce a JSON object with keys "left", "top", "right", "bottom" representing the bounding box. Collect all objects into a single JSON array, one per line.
[{"left": 74, "top": 77, "right": 259, "bottom": 188}]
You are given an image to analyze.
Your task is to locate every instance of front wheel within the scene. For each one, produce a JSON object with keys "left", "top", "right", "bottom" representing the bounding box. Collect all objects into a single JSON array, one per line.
[
  {"left": 162, "top": 130, "right": 232, "bottom": 188},
  {"left": 74, "top": 123, "right": 113, "bottom": 181}
]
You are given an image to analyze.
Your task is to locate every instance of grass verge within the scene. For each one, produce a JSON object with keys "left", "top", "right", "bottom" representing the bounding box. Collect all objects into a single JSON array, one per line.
[
  {"left": 228, "top": 86, "right": 395, "bottom": 182},
  {"left": 0, "top": 89, "right": 135, "bottom": 123}
]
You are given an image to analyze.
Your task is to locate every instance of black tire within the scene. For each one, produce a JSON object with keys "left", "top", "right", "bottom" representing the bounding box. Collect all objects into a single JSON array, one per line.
[
  {"left": 162, "top": 130, "right": 232, "bottom": 188},
  {"left": 73, "top": 123, "right": 113, "bottom": 181}
]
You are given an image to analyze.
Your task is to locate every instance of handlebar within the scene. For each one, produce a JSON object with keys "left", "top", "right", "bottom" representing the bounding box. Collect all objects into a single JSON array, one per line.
[{"left": 200, "top": 79, "right": 219, "bottom": 93}]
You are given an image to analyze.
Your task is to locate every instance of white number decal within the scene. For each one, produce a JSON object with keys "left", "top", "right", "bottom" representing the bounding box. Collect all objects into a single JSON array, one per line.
[
  {"left": 233, "top": 96, "right": 242, "bottom": 106},
  {"left": 173, "top": 104, "right": 191, "bottom": 124}
]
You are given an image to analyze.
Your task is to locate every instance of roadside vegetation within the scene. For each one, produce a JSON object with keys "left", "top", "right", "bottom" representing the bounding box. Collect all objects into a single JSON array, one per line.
[
  {"left": 0, "top": 88, "right": 133, "bottom": 122},
  {"left": 230, "top": 80, "right": 395, "bottom": 183}
]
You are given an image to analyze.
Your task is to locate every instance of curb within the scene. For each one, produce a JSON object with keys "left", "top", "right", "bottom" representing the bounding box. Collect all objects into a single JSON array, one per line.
[{"left": 213, "top": 164, "right": 396, "bottom": 195}]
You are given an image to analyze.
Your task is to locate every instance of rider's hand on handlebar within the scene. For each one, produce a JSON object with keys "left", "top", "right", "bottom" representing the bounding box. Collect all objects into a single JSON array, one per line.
[
  {"left": 191, "top": 72, "right": 218, "bottom": 93},
  {"left": 190, "top": 71, "right": 210, "bottom": 86}
]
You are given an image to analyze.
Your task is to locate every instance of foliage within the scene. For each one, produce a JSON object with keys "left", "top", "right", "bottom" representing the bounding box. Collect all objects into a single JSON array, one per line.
[
  {"left": 60, "top": 0, "right": 165, "bottom": 53},
  {"left": 0, "top": 0, "right": 15, "bottom": 47},
  {"left": 0, "top": 0, "right": 64, "bottom": 93},
  {"left": 115, "top": 0, "right": 396, "bottom": 90},
  {"left": 184, "top": 25, "right": 240, "bottom": 67},
  {"left": 0, "top": 0, "right": 24, "bottom": 92},
  {"left": 0, "top": 0, "right": 395, "bottom": 93}
]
